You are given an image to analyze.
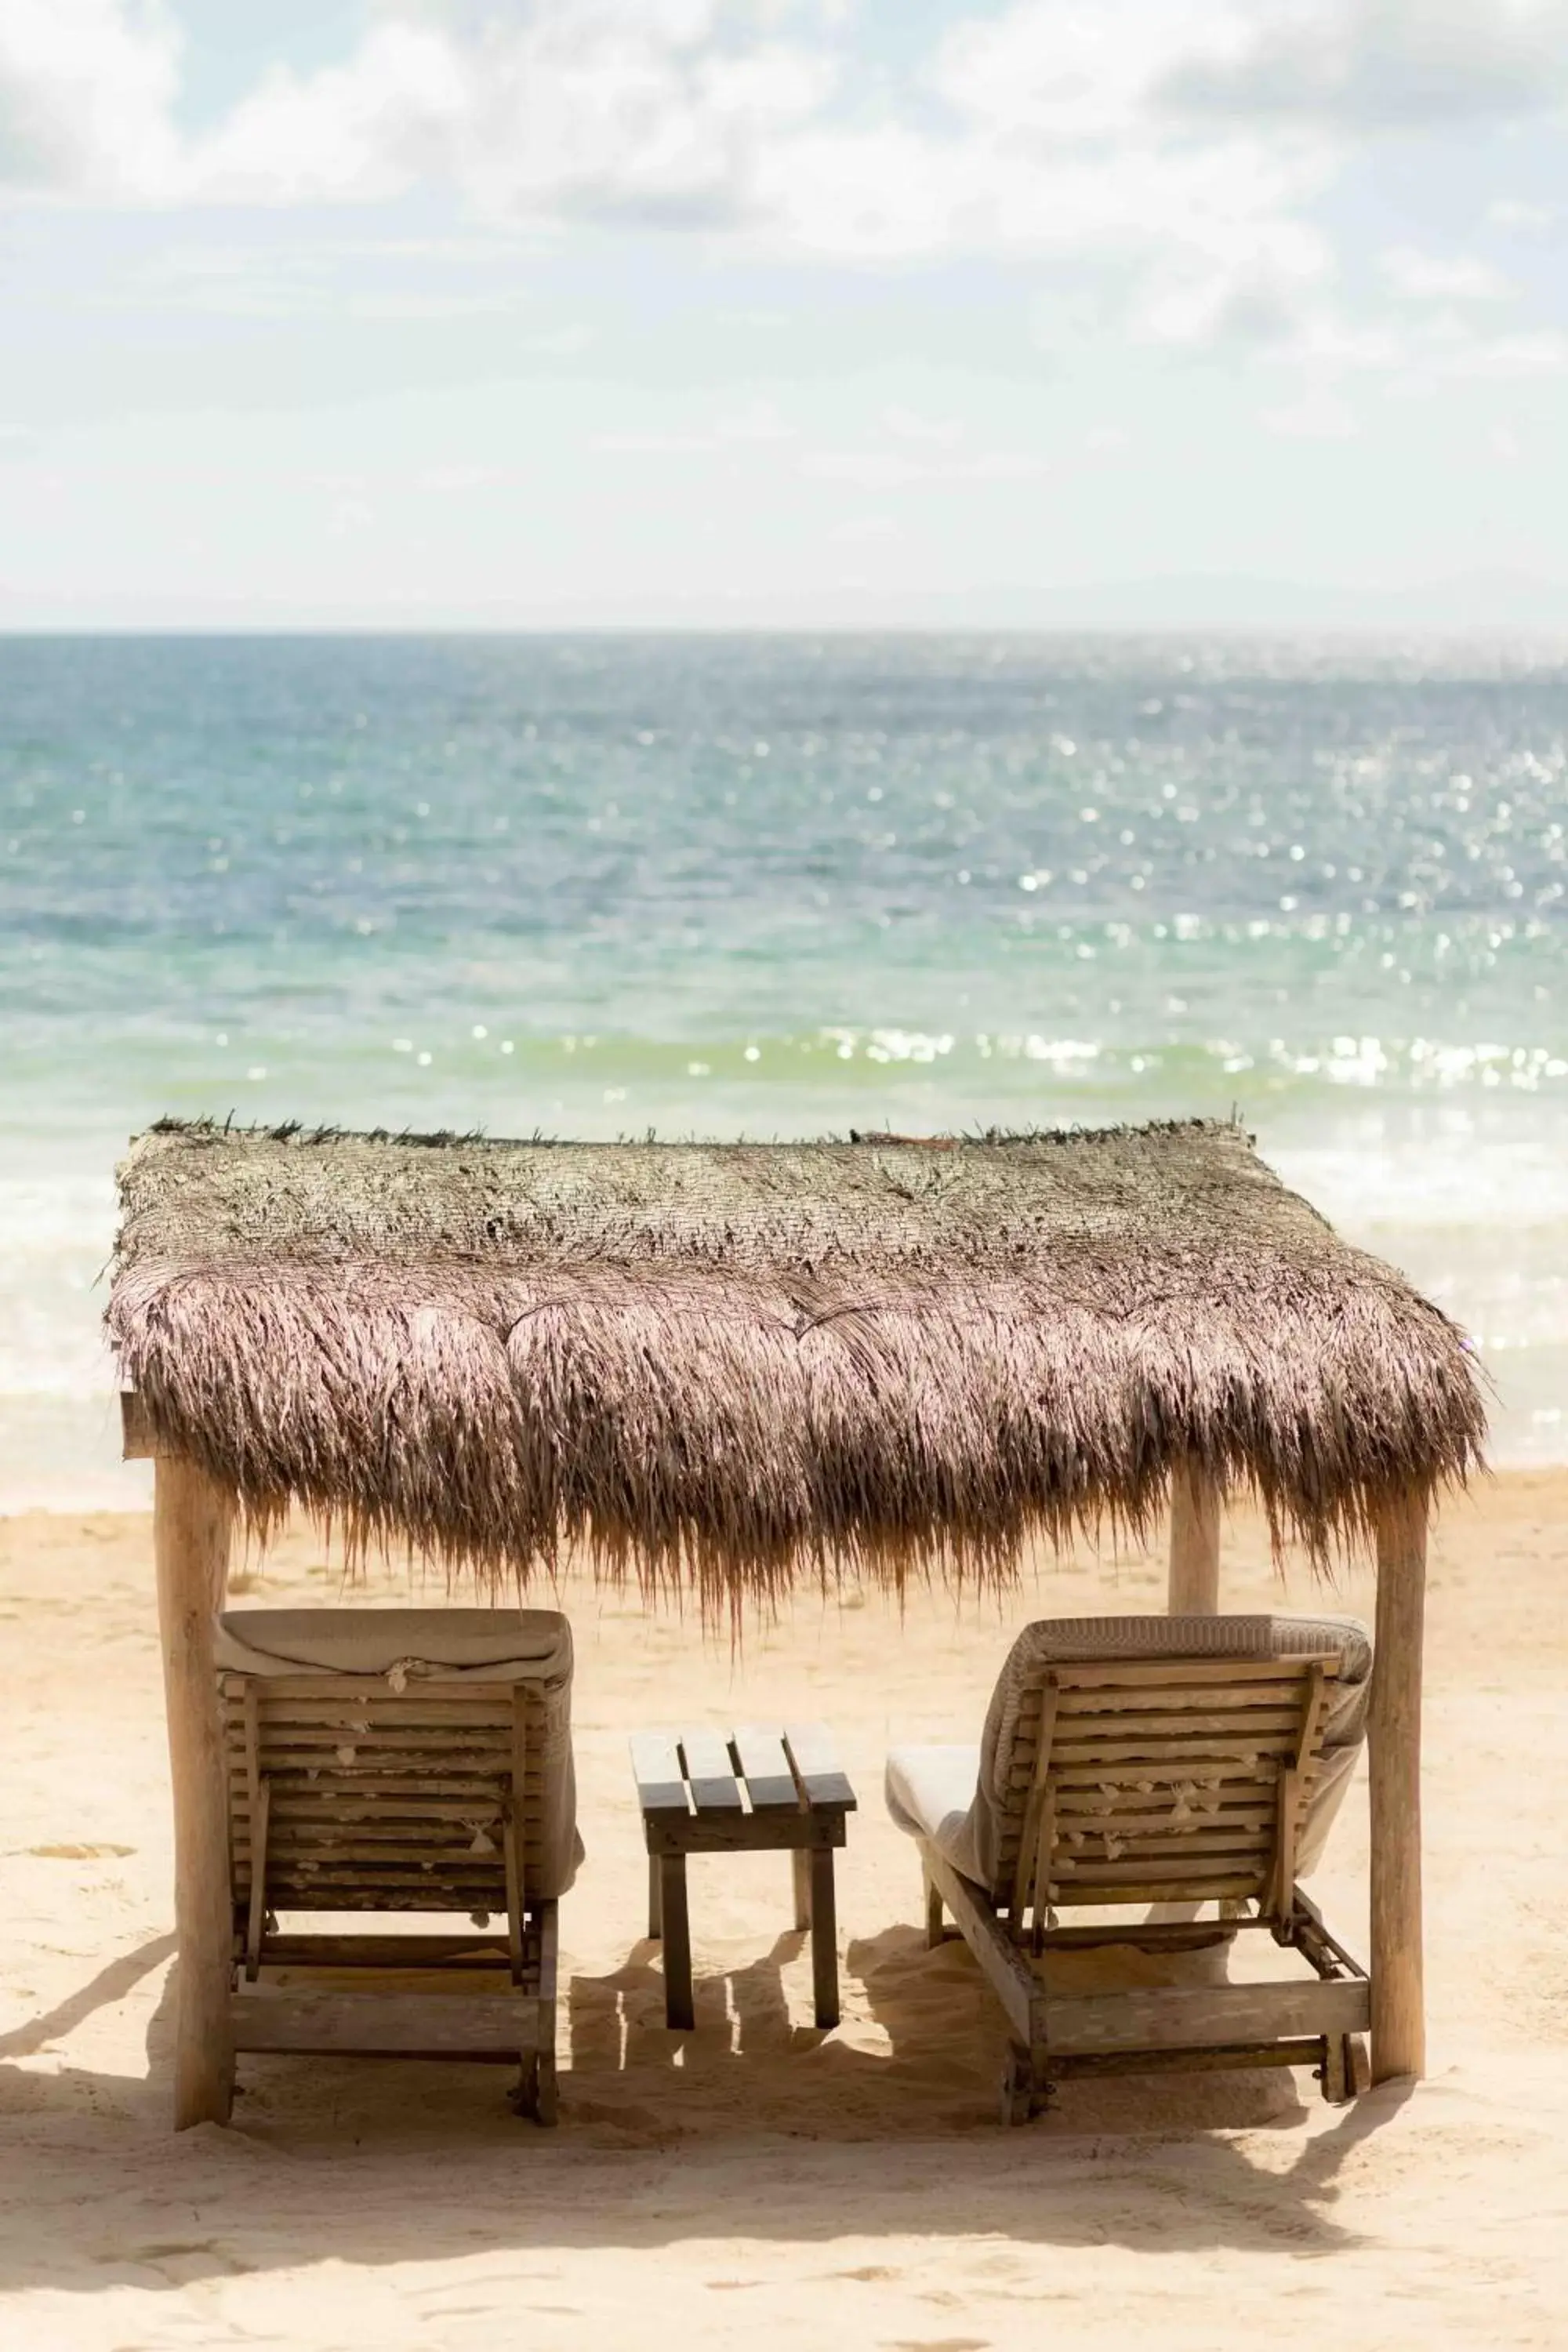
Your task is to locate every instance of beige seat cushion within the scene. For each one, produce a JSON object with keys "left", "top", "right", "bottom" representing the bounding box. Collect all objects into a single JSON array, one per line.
[
  {"left": 886, "top": 1612, "right": 1371, "bottom": 1900},
  {"left": 886, "top": 1744, "right": 988, "bottom": 1884},
  {"left": 216, "top": 1607, "right": 580, "bottom": 1896}
]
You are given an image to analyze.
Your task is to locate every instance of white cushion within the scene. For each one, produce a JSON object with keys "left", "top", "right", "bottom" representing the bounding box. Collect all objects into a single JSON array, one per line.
[{"left": 885, "top": 1744, "right": 985, "bottom": 1882}]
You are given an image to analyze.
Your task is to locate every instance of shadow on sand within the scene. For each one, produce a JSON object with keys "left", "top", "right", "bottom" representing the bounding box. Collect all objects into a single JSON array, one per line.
[{"left": 0, "top": 1925, "right": 1414, "bottom": 2297}]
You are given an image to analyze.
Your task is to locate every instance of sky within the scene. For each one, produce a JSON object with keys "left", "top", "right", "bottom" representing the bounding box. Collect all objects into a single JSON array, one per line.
[{"left": 2, "top": 0, "right": 1566, "bottom": 629}]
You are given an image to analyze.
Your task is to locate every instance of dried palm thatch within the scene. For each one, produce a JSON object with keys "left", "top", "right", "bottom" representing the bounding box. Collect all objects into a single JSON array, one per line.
[{"left": 107, "top": 1117, "right": 1485, "bottom": 1607}]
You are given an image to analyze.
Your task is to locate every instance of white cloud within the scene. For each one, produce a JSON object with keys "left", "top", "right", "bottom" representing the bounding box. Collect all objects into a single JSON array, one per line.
[
  {"left": 1256, "top": 307, "right": 1568, "bottom": 408},
  {"left": 938, "top": 0, "right": 1568, "bottom": 145},
  {"left": 103, "top": 238, "right": 572, "bottom": 321},
  {"left": 590, "top": 431, "right": 716, "bottom": 456},
  {"left": 801, "top": 447, "right": 1048, "bottom": 488},
  {"left": 416, "top": 463, "right": 510, "bottom": 491},
  {"left": 524, "top": 321, "right": 594, "bottom": 356},
  {"left": 1488, "top": 197, "right": 1560, "bottom": 233},
  {"left": 188, "top": 5, "right": 835, "bottom": 224},
  {"left": 0, "top": 0, "right": 1333, "bottom": 315},
  {"left": 1425, "top": 329, "right": 1568, "bottom": 379},
  {"left": 1130, "top": 233, "right": 1330, "bottom": 348},
  {"left": 829, "top": 513, "right": 898, "bottom": 543},
  {"left": 187, "top": 24, "right": 468, "bottom": 207},
  {"left": 715, "top": 397, "right": 796, "bottom": 443},
  {"left": 587, "top": 397, "right": 795, "bottom": 459},
  {"left": 0, "top": 0, "right": 1563, "bottom": 386},
  {"left": 0, "top": 0, "right": 182, "bottom": 195},
  {"left": 0, "top": 1, "right": 839, "bottom": 226},
  {"left": 935, "top": 2, "right": 1220, "bottom": 140},
  {"left": 1159, "top": 0, "right": 1568, "bottom": 128},
  {"left": 1382, "top": 247, "right": 1515, "bottom": 303},
  {"left": 1263, "top": 386, "right": 1358, "bottom": 438},
  {"left": 329, "top": 492, "right": 375, "bottom": 537},
  {"left": 884, "top": 406, "right": 964, "bottom": 446}
]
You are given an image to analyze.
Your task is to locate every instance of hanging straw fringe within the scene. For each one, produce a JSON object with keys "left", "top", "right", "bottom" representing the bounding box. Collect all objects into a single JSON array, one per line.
[{"left": 107, "top": 1118, "right": 1487, "bottom": 1606}]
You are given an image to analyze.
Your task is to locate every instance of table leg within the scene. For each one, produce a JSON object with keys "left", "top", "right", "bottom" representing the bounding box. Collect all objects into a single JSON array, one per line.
[
  {"left": 809, "top": 1848, "right": 839, "bottom": 2029},
  {"left": 791, "top": 1846, "right": 811, "bottom": 1933},
  {"left": 659, "top": 1853, "right": 695, "bottom": 2031},
  {"left": 647, "top": 1853, "right": 662, "bottom": 1940}
]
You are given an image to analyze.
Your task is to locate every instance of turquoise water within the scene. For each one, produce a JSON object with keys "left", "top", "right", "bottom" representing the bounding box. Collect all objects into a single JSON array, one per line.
[{"left": 4, "top": 633, "right": 1566, "bottom": 1503}]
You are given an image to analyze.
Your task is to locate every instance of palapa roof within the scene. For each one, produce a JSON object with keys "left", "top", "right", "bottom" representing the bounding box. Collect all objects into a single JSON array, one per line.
[{"left": 107, "top": 1116, "right": 1486, "bottom": 1606}]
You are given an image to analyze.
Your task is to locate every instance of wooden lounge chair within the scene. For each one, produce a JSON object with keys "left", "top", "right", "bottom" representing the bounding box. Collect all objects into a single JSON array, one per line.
[
  {"left": 886, "top": 1613, "right": 1373, "bottom": 2123},
  {"left": 216, "top": 1607, "right": 579, "bottom": 2123}
]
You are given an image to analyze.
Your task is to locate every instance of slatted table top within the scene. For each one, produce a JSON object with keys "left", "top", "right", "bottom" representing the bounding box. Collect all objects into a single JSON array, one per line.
[{"left": 630, "top": 1724, "right": 857, "bottom": 1825}]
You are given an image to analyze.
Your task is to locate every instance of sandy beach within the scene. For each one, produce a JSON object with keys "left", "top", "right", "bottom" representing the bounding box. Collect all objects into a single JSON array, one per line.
[
  {"left": 7, "top": 4, "right": 1567, "bottom": 2340},
  {"left": 0, "top": 1470, "right": 1563, "bottom": 2349}
]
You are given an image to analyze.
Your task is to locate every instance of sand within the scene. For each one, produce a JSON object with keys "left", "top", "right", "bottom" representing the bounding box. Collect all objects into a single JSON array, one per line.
[{"left": 1, "top": 1471, "right": 1565, "bottom": 2349}]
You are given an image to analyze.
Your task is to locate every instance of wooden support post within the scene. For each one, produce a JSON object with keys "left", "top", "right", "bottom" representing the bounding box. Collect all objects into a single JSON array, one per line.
[
  {"left": 1156, "top": 1468, "right": 1222, "bottom": 1931},
  {"left": 1370, "top": 1488, "right": 1428, "bottom": 2085},
  {"left": 154, "top": 1456, "right": 236, "bottom": 2129},
  {"left": 1168, "top": 1463, "right": 1221, "bottom": 1614}
]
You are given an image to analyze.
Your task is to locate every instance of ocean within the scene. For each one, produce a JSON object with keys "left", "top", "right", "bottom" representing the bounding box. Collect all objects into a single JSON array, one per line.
[{"left": 3, "top": 632, "right": 1565, "bottom": 1508}]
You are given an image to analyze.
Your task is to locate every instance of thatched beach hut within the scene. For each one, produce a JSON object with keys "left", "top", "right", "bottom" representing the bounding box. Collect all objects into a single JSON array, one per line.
[{"left": 111, "top": 1116, "right": 1484, "bottom": 2125}]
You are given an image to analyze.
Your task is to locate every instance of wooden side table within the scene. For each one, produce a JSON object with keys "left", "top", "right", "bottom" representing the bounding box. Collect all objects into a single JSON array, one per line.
[{"left": 630, "top": 1722, "right": 857, "bottom": 2031}]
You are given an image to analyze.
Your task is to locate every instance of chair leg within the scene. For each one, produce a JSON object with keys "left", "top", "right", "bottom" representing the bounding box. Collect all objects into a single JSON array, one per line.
[
  {"left": 1320, "top": 2034, "right": 1348, "bottom": 2103},
  {"left": 514, "top": 1899, "right": 561, "bottom": 2122},
  {"left": 1000, "top": 2043, "right": 1051, "bottom": 2126},
  {"left": 1320, "top": 2033, "right": 1370, "bottom": 2105},
  {"left": 925, "top": 1872, "right": 944, "bottom": 1948},
  {"left": 513, "top": 2052, "right": 537, "bottom": 2118},
  {"left": 659, "top": 1854, "right": 695, "bottom": 2031},
  {"left": 532, "top": 2048, "right": 560, "bottom": 2127},
  {"left": 648, "top": 1854, "right": 663, "bottom": 1940},
  {"left": 514, "top": 2048, "right": 560, "bottom": 2128}
]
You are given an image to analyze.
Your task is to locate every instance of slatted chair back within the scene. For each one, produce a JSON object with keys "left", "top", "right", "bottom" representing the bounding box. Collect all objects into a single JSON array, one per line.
[
  {"left": 996, "top": 1651, "right": 1349, "bottom": 1943},
  {"left": 223, "top": 1671, "right": 550, "bottom": 1975}
]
